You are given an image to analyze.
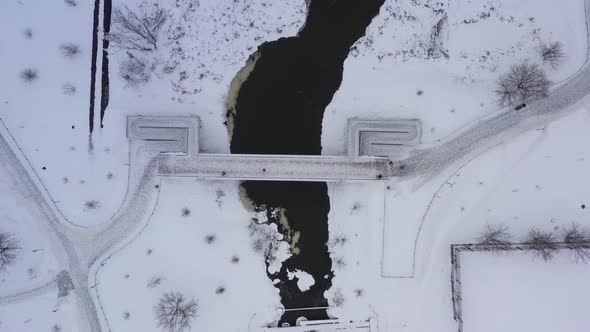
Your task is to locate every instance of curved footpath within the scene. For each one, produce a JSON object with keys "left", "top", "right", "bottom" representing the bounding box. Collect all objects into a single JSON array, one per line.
[
  {"left": 394, "top": 0, "right": 590, "bottom": 178},
  {"left": 0, "top": 121, "right": 161, "bottom": 332}
]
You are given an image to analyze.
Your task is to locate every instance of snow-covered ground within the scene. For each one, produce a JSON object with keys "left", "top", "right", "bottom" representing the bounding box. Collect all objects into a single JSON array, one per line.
[
  {"left": 0, "top": 136, "right": 62, "bottom": 296},
  {"left": 2, "top": 0, "right": 590, "bottom": 331},
  {"left": 322, "top": 0, "right": 587, "bottom": 155},
  {"left": 461, "top": 251, "right": 590, "bottom": 332},
  {"left": 0, "top": 0, "right": 306, "bottom": 226},
  {"left": 327, "top": 104, "right": 590, "bottom": 331},
  {"left": 0, "top": 287, "right": 88, "bottom": 332},
  {"left": 94, "top": 179, "right": 281, "bottom": 331}
]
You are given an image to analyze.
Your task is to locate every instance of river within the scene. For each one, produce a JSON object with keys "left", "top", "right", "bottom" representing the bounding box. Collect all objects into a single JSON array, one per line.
[{"left": 229, "top": 0, "right": 385, "bottom": 325}]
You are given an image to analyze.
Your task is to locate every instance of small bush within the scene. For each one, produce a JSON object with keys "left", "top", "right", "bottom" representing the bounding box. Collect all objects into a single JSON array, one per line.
[
  {"left": 231, "top": 255, "right": 239, "bottom": 264},
  {"left": 59, "top": 43, "right": 81, "bottom": 58},
  {"left": 52, "top": 324, "right": 62, "bottom": 332},
  {"left": 147, "top": 276, "right": 164, "bottom": 288},
  {"left": 332, "top": 257, "right": 346, "bottom": 270},
  {"left": 332, "top": 289, "right": 345, "bottom": 307},
  {"left": 205, "top": 234, "right": 216, "bottom": 244},
  {"left": 64, "top": 0, "right": 77, "bottom": 7},
  {"left": 329, "top": 236, "right": 348, "bottom": 247},
  {"left": 119, "top": 52, "right": 151, "bottom": 87},
  {"left": 123, "top": 312, "right": 131, "bottom": 320},
  {"left": 354, "top": 288, "right": 365, "bottom": 297},
  {"left": 540, "top": 41, "right": 565, "bottom": 69},
  {"left": 24, "top": 28, "right": 33, "bottom": 39},
  {"left": 84, "top": 200, "right": 100, "bottom": 210},
  {"left": 62, "top": 83, "right": 76, "bottom": 96},
  {"left": 106, "top": 172, "right": 114, "bottom": 180},
  {"left": 181, "top": 207, "right": 191, "bottom": 217},
  {"left": 215, "top": 286, "right": 225, "bottom": 294},
  {"left": 525, "top": 229, "right": 558, "bottom": 261},
  {"left": 21, "top": 68, "right": 38, "bottom": 82}
]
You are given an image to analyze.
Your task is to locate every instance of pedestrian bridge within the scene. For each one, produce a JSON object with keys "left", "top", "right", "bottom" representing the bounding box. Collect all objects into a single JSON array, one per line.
[{"left": 127, "top": 115, "right": 421, "bottom": 182}]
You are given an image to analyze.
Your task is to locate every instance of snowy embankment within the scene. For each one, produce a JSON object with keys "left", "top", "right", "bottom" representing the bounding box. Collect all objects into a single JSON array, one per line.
[
  {"left": 326, "top": 104, "right": 590, "bottom": 331},
  {"left": 0, "top": 0, "right": 306, "bottom": 226},
  {"left": 322, "top": 0, "right": 587, "bottom": 155},
  {"left": 94, "top": 179, "right": 281, "bottom": 331}
]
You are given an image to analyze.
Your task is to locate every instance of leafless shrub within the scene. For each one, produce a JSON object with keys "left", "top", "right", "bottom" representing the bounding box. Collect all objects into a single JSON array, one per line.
[
  {"left": 84, "top": 200, "right": 100, "bottom": 210},
  {"left": 329, "top": 235, "right": 348, "bottom": 247},
  {"left": 495, "top": 62, "right": 550, "bottom": 106},
  {"left": 540, "top": 41, "right": 565, "bottom": 69},
  {"left": 215, "top": 286, "right": 225, "bottom": 294},
  {"left": 476, "top": 224, "right": 512, "bottom": 252},
  {"left": 525, "top": 229, "right": 558, "bottom": 261},
  {"left": 332, "top": 256, "right": 346, "bottom": 270},
  {"left": 354, "top": 288, "right": 365, "bottom": 297},
  {"left": 332, "top": 289, "right": 345, "bottom": 307},
  {"left": 119, "top": 52, "right": 151, "bottom": 87},
  {"left": 0, "top": 232, "right": 21, "bottom": 271},
  {"left": 62, "top": 83, "right": 76, "bottom": 96},
  {"left": 154, "top": 291, "right": 198, "bottom": 332},
  {"left": 350, "top": 202, "right": 362, "bottom": 214},
  {"left": 110, "top": 5, "right": 168, "bottom": 52},
  {"left": 59, "top": 43, "right": 81, "bottom": 58},
  {"left": 147, "top": 276, "right": 164, "bottom": 288},
  {"left": 181, "top": 208, "right": 190, "bottom": 217},
  {"left": 21, "top": 68, "right": 38, "bottom": 82},
  {"left": 24, "top": 28, "right": 33, "bottom": 39},
  {"left": 123, "top": 312, "right": 131, "bottom": 320},
  {"left": 562, "top": 224, "right": 590, "bottom": 263},
  {"left": 64, "top": 0, "right": 77, "bottom": 7},
  {"left": 231, "top": 255, "right": 240, "bottom": 264},
  {"left": 205, "top": 234, "right": 216, "bottom": 244}
]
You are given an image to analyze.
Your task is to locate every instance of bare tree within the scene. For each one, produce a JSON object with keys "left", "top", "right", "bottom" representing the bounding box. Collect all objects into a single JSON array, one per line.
[
  {"left": 563, "top": 224, "right": 590, "bottom": 263},
  {"left": 525, "top": 229, "right": 558, "bottom": 261},
  {"left": 59, "top": 43, "right": 81, "bottom": 58},
  {"left": 0, "top": 232, "right": 21, "bottom": 271},
  {"left": 540, "top": 41, "right": 565, "bottom": 69},
  {"left": 476, "top": 224, "right": 512, "bottom": 252},
  {"left": 119, "top": 52, "right": 151, "bottom": 87},
  {"left": 154, "top": 291, "right": 198, "bottom": 332},
  {"left": 495, "top": 62, "right": 551, "bottom": 106},
  {"left": 110, "top": 5, "right": 168, "bottom": 52}
]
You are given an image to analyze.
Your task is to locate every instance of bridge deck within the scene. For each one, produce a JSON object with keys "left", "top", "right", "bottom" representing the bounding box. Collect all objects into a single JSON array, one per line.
[{"left": 158, "top": 154, "right": 391, "bottom": 181}]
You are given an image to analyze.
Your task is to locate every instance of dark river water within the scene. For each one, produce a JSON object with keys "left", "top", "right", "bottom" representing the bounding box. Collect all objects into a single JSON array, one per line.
[{"left": 230, "top": 0, "right": 385, "bottom": 325}]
